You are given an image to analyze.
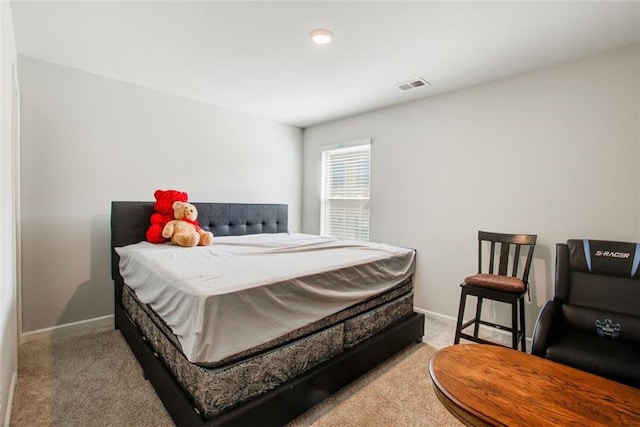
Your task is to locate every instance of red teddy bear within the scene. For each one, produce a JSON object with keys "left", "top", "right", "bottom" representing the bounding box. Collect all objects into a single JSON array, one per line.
[{"left": 146, "top": 189, "right": 189, "bottom": 243}]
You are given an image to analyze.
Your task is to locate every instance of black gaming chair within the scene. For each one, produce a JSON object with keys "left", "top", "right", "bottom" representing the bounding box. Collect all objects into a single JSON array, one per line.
[{"left": 531, "top": 239, "right": 640, "bottom": 388}]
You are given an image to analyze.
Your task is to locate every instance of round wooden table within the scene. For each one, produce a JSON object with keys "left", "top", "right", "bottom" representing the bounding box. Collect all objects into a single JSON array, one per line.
[{"left": 429, "top": 344, "right": 640, "bottom": 427}]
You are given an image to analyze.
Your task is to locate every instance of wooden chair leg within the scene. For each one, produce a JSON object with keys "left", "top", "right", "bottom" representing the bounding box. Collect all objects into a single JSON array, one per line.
[
  {"left": 454, "top": 289, "right": 467, "bottom": 344},
  {"left": 511, "top": 300, "right": 518, "bottom": 350},
  {"left": 473, "top": 297, "right": 483, "bottom": 337},
  {"left": 519, "top": 297, "right": 526, "bottom": 352}
]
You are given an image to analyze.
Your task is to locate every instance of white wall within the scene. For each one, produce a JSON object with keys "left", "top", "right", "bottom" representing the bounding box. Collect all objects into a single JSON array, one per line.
[
  {"left": 19, "top": 56, "right": 303, "bottom": 333},
  {"left": 303, "top": 46, "right": 640, "bottom": 336},
  {"left": 0, "top": 1, "right": 18, "bottom": 424}
]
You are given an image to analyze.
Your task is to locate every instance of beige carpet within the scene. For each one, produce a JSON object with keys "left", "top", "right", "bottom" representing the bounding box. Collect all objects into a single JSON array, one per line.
[
  {"left": 10, "top": 327, "right": 461, "bottom": 426},
  {"left": 11, "top": 328, "right": 170, "bottom": 427},
  {"left": 287, "top": 342, "right": 461, "bottom": 427}
]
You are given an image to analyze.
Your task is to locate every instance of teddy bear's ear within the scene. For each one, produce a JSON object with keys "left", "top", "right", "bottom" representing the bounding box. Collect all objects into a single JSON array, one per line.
[{"left": 172, "top": 201, "right": 183, "bottom": 209}]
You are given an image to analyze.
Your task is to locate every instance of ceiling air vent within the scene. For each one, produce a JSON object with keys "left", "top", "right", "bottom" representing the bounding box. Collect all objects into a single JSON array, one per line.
[{"left": 396, "top": 78, "right": 430, "bottom": 92}]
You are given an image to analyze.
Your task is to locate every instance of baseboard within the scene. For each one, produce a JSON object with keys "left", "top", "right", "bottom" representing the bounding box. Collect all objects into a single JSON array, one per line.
[
  {"left": 414, "top": 306, "right": 532, "bottom": 349},
  {"left": 21, "top": 315, "right": 114, "bottom": 344},
  {"left": 414, "top": 307, "right": 457, "bottom": 326},
  {"left": 3, "top": 371, "right": 17, "bottom": 427}
]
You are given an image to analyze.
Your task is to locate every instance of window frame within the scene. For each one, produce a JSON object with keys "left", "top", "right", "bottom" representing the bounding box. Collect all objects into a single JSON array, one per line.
[{"left": 320, "top": 138, "right": 371, "bottom": 242}]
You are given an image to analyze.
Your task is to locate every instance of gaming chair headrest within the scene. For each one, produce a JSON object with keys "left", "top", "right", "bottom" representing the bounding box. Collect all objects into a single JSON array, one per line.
[{"left": 566, "top": 239, "right": 640, "bottom": 279}]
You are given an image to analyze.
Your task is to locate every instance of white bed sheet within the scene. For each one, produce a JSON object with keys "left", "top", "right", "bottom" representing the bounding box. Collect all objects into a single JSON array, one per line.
[{"left": 116, "top": 233, "right": 415, "bottom": 364}]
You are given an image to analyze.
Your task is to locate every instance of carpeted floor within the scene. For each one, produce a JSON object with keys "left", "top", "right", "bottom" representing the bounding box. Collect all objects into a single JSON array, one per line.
[
  {"left": 11, "top": 328, "right": 170, "bottom": 427},
  {"left": 10, "top": 319, "right": 462, "bottom": 426},
  {"left": 286, "top": 342, "right": 460, "bottom": 427}
]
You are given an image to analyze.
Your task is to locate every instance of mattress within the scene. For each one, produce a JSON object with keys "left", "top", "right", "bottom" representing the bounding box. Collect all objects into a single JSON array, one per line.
[
  {"left": 122, "top": 282, "right": 415, "bottom": 418},
  {"left": 116, "top": 233, "right": 416, "bottom": 365},
  {"left": 124, "top": 276, "right": 414, "bottom": 366}
]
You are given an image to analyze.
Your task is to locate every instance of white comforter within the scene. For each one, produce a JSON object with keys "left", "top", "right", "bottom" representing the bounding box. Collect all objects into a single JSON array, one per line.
[{"left": 116, "top": 233, "right": 415, "bottom": 364}]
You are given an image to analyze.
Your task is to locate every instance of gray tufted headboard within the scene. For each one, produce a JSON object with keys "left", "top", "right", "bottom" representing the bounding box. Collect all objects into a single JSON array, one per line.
[{"left": 111, "top": 201, "right": 288, "bottom": 302}]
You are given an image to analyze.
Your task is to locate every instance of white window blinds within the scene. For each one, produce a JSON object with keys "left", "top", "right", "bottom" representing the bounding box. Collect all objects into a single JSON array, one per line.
[{"left": 320, "top": 139, "right": 371, "bottom": 241}]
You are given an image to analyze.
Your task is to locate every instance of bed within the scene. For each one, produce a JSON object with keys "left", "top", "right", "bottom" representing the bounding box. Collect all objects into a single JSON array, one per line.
[{"left": 111, "top": 201, "right": 425, "bottom": 426}]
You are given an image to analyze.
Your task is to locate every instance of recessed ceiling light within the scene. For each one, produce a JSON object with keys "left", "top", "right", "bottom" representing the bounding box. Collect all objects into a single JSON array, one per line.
[{"left": 309, "top": 28, "right": 334, "bottom": 45}]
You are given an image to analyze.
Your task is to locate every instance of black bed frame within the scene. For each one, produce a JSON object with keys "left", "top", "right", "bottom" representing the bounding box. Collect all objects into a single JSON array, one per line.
[{"left": 111, "top": 201, "right": 425, "bottom": 427}]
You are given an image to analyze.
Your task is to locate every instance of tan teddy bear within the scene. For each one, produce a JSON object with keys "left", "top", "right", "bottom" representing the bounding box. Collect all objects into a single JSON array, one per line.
[{"left": 162, "top": 202, "right": 214, "bottom": 247}]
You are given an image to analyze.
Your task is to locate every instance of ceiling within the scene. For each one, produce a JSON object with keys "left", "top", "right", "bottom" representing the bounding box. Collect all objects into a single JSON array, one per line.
[{"left": 10, "top": 1, "right": 640, "bottom": 128}]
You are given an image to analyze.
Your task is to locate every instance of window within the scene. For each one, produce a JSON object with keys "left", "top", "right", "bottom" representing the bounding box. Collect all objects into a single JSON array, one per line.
[{"left": 320, "top": 139, "right": 371, "bottom": 241}]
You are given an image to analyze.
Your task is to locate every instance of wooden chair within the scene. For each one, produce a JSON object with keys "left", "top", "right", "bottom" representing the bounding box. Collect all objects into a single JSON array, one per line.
[{"left": 454, "top": 231, "right": 537, "bottom": 351}]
